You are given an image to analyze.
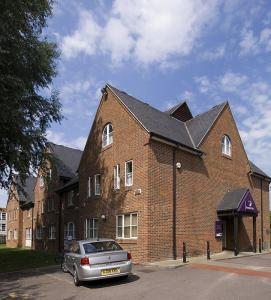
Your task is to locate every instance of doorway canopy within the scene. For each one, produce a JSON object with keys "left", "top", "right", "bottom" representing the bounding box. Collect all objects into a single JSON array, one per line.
[{"left": 217, "top": 188, "right": 258, "bottom": 255}]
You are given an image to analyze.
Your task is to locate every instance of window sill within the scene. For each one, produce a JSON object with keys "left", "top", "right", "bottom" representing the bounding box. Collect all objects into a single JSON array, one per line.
[
  {"left": 101, "top": 144, "right": 113, "bottom": 152},
  {"left": 116, "top": 239, "right": 138, "bottom": 244},
  {"left": 125, "top": 186, "right": 133, "bottom": 191},
  {"left": 222, "top": 154, "right": 232, "bottom": 160}
]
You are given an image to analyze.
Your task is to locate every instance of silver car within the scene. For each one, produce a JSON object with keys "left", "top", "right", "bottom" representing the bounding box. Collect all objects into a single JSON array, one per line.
[{"left": 62, "top": 239, "right": 133, "bottom": 286}]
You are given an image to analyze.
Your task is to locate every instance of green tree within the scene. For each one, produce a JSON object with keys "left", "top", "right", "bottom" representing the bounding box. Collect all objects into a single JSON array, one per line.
[{"left": 0, "top": 0, "right": 62, "bottom": 189}]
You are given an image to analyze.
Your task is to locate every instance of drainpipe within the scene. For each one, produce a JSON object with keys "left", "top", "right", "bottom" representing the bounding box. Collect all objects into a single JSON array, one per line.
[
  {"left": 58, "top": 194, "right": 62, "bottom": 252},
  {"left": 260, "top": 179, "right": 263, "bottom": 249},
  {"left": 172, "top": 148, "right": 177, "bottom": 260}
]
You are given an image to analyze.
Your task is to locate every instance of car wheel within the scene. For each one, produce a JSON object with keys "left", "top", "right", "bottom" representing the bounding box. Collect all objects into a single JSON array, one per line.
[
  {"left": 61, "top": 261, "right": 68, "bottom": 273},
  {"left": 73, "top": 268, "right": 81, "bottom": 286}
]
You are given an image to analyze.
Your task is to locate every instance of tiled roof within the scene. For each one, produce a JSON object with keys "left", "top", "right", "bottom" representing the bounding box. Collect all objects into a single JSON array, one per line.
[
  {"left": 108, "top": 84, "right": 226, "bottom": 150},
  {"left": 249, "top": 160, "right": 270, "bottom": 179},
  {"left": 217, "top": 188, "right": 248, "bottom": 212},
  {"left": 186, "top": 102, "right": 227, "bottom": 147},
  {"left": 48, "top": 143, "right": 82, "bottom": 178},
  {"left": 17, "top": 176, "right": 36, "bottom": 205}
]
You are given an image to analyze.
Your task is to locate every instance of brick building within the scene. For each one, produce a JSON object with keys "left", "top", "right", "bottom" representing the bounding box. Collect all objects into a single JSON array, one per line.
[
  {"left": 77, "top": 84, "right": 270, "bottom": 263},
  {"left": 6, "top": 143, "right": 82, "bottom": 252},
  {"left": 6, "top": 177, "right": 36, "bottom": 248},
  {"left": 5, "top": 84, "right": 270, "bottom": 264},
  {"left": 0, "top": 208, "right": 7, "bottom": 244}
]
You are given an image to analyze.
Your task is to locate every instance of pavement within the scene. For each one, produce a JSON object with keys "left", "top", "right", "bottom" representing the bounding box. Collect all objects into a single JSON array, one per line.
[{"left": 0, "top": 252, "right": 271, "bottom": 300}]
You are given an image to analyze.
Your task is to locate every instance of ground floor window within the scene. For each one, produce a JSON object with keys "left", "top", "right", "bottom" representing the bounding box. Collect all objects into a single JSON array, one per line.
[
  {"left": 14, "top": 229, "right": 17, "bottom": 240},
  {"left": 64, "top": 222, "right": 75, "bottom": 240},
  {"left": 25, "top": 228, "right": 32, "bottom": 240},
  {"left": 8, "top": 230, "right": 13, "bottom": 240},
  {"left": 85, "top": 218, "right": 98, "bottom": 239},
  {"left": 117, "top": 213, "right": 138, "bottom": 239},
  {"left": 49, "top": 225, "right": 56, "bottom": 240},
  {"left": 36, "top": 226, "right": 42, "bottom": 240}
]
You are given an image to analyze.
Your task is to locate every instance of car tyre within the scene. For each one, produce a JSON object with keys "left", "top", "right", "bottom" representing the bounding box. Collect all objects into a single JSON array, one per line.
[
  {"left": 61, "top": 261, "right": 68, "bottom": 273},
  {"left": 73, "top": 268, "right": 81, "bottom": 286}
]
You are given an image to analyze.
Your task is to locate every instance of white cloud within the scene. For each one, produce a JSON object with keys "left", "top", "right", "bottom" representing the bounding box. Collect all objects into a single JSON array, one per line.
[
  {"left": 239, "top": 26, "right": 271, "bottom": 56},
  {"left": 194, "top": 76, "right": 211, "bottom": 93},
  {"left": 61, "top": 10, "right": 102, "bottom": 59},
  {"left": 61, "top": 0, "right": 220, "bottom": 66},
  {"left": 219, "top": 72, "right": 247, "bottom": 92},
  {"left": 201, "top": 45, "right": 225, "bottom": 61},
  {"left": 47, "top": 130, "right": 87, "bottom": 150}
]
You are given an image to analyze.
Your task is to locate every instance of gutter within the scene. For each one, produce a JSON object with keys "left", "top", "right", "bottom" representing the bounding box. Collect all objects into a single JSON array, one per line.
[{"left": 150, "top": 134, "right": 203, "bottom": 156}]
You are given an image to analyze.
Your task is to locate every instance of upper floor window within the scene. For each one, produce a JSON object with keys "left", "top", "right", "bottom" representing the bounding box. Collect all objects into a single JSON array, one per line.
[
  {"left": 102, "top": 123, "right": 113, "bottom": 147},
  {"left": 221, "top": 135, "right": 232, "bottom": 157},
  {"left": 67, "top": 190, "right": 74, "bottom": 206},
  {"left": 114, "top": 164, "right": 120, "bottom": 190},
  {"left": 0, "top": 212, "right": 6, "bottom": 221},
  {"left": 125, "top": 160, "right": 133, "bottom": 186},
  {"left": 94, "top": 174, "right": 101, "bottom": 195}
]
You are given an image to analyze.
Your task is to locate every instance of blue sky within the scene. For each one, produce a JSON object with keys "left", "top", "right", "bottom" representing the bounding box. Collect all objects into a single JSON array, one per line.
[{"left": 1, "top": 0, "right": 271, "bottom": 206}]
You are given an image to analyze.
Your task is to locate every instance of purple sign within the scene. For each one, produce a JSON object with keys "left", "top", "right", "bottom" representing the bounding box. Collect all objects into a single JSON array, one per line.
[
  {"left": 215, "top": 220, "right": 223, "bottom": 238},
  {"left": 237, "top": 190, "right": 258, "bottom": 214}
]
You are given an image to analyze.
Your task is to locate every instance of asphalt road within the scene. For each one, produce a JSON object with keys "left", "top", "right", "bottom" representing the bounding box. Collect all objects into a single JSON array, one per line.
[{"left": 0, "top": 255, "right": 271, "bottom": 300}]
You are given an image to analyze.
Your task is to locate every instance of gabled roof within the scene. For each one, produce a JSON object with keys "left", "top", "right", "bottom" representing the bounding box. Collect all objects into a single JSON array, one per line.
[
  {"left": 107, "top": 85, "right": 195, "bottom": 149},
  {"left": 249, "top": 160, "right": 271, "bottom": 180},
  {"left": 186, "top": 102, "right": 227, "bottom": 147},
  {"left": 165, "top": 101, "right": 193, "bottom": 122},
  {"left": 217, "top": 188, "right": 258, "bottom": 215},
  {"left": 16, "top": 176, "right": 36, "bottom": 206},
  {"left": 217, "top": 188, "right": 248, "bottom": 212},
  {"left": 56, "top": 176, "right": 79, "bottom": 193},
  {"left": 48, "top": 143, "right": 82, "bottom": 178}
]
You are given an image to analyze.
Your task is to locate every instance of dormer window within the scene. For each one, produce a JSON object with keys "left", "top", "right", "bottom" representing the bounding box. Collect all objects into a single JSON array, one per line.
[
  {"left": 102, "top": 123, "right": 113, "bottom": 147},
  {"left": 222, "top": 135, "right": 232, "bottom": 157}
]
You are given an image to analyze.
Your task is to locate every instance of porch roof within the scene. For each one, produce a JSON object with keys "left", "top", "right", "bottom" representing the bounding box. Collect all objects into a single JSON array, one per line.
[{"left": 217, "top": 188, "right": 258, "bottom": 216}]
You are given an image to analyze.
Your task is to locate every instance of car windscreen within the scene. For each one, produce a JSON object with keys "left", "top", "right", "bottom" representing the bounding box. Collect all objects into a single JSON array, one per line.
[{"left": 83, "top": 241, "right": 123, "bottom": 254}]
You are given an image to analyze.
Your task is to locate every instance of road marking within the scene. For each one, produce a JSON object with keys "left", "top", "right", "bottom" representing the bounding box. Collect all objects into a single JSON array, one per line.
[{"left": 191, "top": 263, "right": 271, "bottom": 279}]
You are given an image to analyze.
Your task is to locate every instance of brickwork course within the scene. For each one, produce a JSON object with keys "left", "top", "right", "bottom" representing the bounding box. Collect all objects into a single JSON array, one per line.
[{"left": 6, "top": 84, "right": 271, "bottom": 263}]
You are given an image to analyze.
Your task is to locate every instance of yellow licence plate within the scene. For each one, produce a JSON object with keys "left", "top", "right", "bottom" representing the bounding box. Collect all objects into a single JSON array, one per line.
[{"left": 101, "top": 268, "right": 120, "bottom": 276}]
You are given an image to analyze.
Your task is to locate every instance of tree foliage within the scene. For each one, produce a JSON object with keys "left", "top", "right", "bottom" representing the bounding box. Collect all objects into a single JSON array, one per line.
[{"left": 0, "top": 0, "right": 62, "bottom": 189}]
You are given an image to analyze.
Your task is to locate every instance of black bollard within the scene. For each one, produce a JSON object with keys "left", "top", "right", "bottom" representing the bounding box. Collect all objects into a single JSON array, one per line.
[
  {"left": 183, "top": 242, "right": 187, "bottom": 263},
  {"left": 207, "top": 241, "right": 211, "bottom": 260},
  {"left": 259, "top": 238, "right": 262, "bottom": 253}
]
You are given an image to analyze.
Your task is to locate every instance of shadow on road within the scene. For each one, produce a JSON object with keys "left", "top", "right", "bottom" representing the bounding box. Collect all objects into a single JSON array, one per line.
[{"left": 81, "top": 274, "right": 140, "bottom": 289}]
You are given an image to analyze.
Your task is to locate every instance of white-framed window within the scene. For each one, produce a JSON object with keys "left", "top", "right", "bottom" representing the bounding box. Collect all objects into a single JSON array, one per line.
[
  {"left": 222, "top": 135, "right": 232, "bottom": 157},
  {"left": 40, "top": 176, "right": 44, "bottom": 188},
  {"left": 36, "top": 226, "right": 42, "bottom": 240},
  {"left": 125, "top": 160, "right": 133, "bottom": 186},
  {"left": 25, "top": 228, "right": 32, "bottom": 240},
  {"left": 64, "top": 222, "right": 75, "bottom": 240},
  {"left": 85, "top": 218, "right": 98, "bottom": 239},
  {"left": 8, "top": 230, "right": 13, "bottom": 240},
  {"left": 67, "top": 190, "right": 74, "bottom": 206},
  {"left": 49, "top": 225, "right": 56, "bottom": 240},
  {"left": 87, "top": 177, "right": 92, "bottom": 198},
  {"left": 0, "top": 212, "right": 6, "bottom": 221},
  {"left": 116, "top": 213, "right": 138, "bottom": 239},
  {"left": 102, "top": 123, "right": 113, "bottom": 147},
  {"left": 14, "top": 229, "right": 17, "bottom": 240},
  {"left": 114, "top": 164, "right": 120, "bottom": 190},
  {"left": 0, "top": 224, "right": 6, "bottom": 232},
  {"left": 94, "top": 174, "right": 101, "bottom": 195}
]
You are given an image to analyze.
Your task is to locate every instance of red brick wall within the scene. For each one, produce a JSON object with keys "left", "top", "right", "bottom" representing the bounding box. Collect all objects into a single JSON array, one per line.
[{"left": 78, "top": 89, "right": 150, "bottom": 263}]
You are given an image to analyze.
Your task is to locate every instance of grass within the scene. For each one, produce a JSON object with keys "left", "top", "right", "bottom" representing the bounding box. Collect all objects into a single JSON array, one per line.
[{"left": 0, "top": 244, "right": 57, "bottom": 273}]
